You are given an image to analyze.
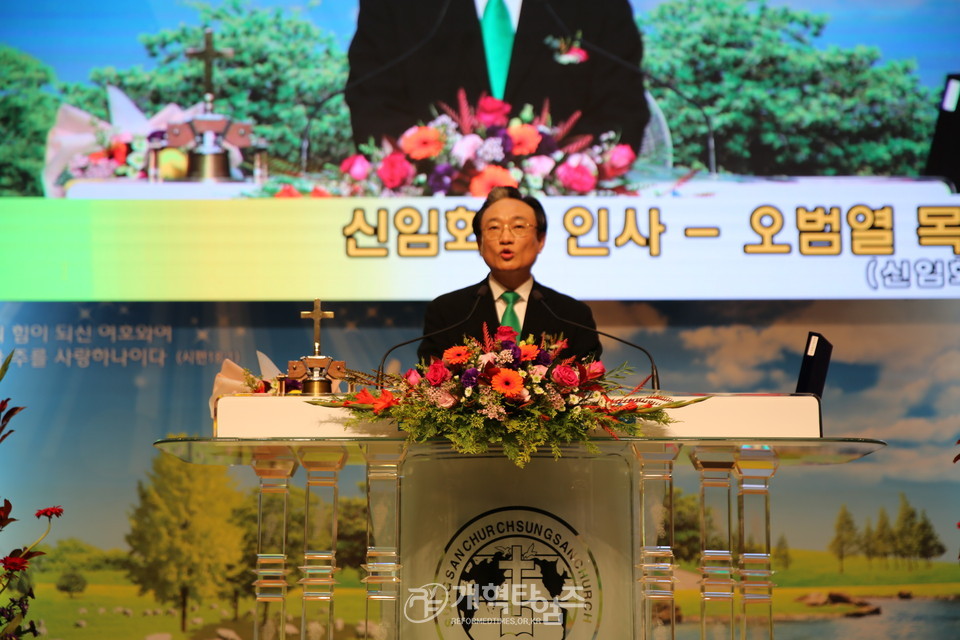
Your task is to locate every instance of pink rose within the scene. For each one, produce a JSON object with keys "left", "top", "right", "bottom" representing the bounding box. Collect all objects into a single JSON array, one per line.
[
  {"left": 434, "top": 390, "right": 458, "bottom": 408},
  {"left": 340, "top": 154, "right": 372, "bottom": 180},
  {"left": 425, "top": 360, "right": 452, "bottom": 386},
  {"left": 598, "top": 144, "right": 637, "bottom": 180},
  {"left": 476, "top": 96, "right": 511, "bottom": 128},
  {"left": 496, "top": 325, "right": 519, "bottom": 343},
  {"left": 404, "top": 368, "right": 422, "bottom": 386},
  {"left": 550, "top": 365, "right": 580, "bottom": 387},
  {"left": 523, "top": 155, "right": 556, "bottom": 178},
  {"left": 377, "top": 151, "right": 415, "bottom": 189},
  {"left": 556, "top": 153, "right": 598, "bottom": 194},
  {"left": 529, "top": 364, "right": 548, "bottom": 381},
  {"left": 452, "top": 133, "right": 484, "bottom": 165},
  {"left": 585, "top": 361, "right": 606, "bottom": 380}
]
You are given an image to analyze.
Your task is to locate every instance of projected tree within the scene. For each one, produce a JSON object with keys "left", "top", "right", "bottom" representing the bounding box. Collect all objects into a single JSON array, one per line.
[
  {"left": 126, "top": 451, "right": 245, "bottom": 632},
  {"left": 639, "top": 0, "right": 936, "bottom": 175},
  {"left": 0, "top": 46, "right": 58, "bottom": 196},
  {"left": 59, "top": 0, "right": 352, "bottom": 172}
]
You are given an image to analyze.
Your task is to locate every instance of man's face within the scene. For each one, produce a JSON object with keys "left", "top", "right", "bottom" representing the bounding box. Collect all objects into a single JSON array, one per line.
[{"left": 477, "top": 198, "right": 545, "bottom": 283}]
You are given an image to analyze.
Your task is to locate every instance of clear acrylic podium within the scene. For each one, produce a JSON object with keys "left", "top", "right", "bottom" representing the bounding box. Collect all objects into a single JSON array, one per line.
[{"left": 156, "top": 430, "right": 884, "bottom": 640}]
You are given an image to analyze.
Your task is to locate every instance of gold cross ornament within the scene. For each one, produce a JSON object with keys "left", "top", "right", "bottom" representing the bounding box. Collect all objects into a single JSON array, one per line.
[{"left": 301, "top": 299, "right": 334, "bottom": 357}]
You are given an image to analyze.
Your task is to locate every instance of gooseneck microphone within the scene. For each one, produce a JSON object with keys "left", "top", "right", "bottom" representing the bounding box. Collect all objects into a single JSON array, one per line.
[
  {"left": 376, "top": 284, "right": 491, "bottom": 387},
  {"left": 531, "top": 290, "right": 661, "bottom": 390},
  {"left": 537, "top": 0, "right": 717, "bottom": 176}
]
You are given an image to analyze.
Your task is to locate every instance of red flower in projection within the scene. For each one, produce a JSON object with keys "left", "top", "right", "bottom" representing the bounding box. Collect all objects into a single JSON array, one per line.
[
  {"left": 2, "top": 555, "right": 29, "bottom": 573},
  {"left": 476, "top": 96, "right": 511, "bottom": 128},
  {"left": 469, "top": 165, "right": 518, "bottom": 197},
  {"left": 399, "top": 126, "right": 445, "bottom": 160},
  {"left": 376, "top": 152, "right": 416, "bottom": 189},
  {"left": 274, "top": 183, "right": 302, "bottom": 198},
  {"left": 507, "top": 124, "right": 542, "bottom": 156},
  {"left": 35, "top": 506, "right": 64, "bottom": 520},
  {"left": 598, "top": 144, "right": 637, "bottom": 180},
  {"left": 340, "top": 153, "right": 372, "bottom": 180},
  {"left": 556, "top": 153, "right": 598, "bottom": 193}
]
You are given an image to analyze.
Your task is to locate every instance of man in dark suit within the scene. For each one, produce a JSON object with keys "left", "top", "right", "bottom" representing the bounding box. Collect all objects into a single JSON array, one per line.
[
  {"left": 417, "top": 186, "right": 601, "bottom": 362},
  {"left": 346, "top": 0, "right": 650, "bottom": 151}
]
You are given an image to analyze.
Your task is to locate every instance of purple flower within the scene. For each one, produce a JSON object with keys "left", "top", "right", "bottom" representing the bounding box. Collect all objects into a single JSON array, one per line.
[
  {"left": 427, "top": 163, "right": 456, "bottom": 194},
  {"left": 461, "top": 367, "right": 480, "bottom": 388},
  {"left": 535, "top": 350, "right": 553, "bottom": 366},
  {"left": 535, "top": 129, "right": 559, "bottom": 155},
  {"left": 487, "top": 126, "right": 514, "bottom": 156}
]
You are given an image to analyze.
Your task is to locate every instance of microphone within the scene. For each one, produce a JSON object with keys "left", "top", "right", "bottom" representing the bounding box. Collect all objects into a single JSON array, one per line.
[
  {"left": 297, "top": 0, "right": 456, "bottom": 171},
  {"left": 538, "top": 0, "right": 718, "bottom": 176},
  {"left": 531, "top": 290, "right": 661, "bottom": 390},
  {"left": 375, "top": 284, "right": 490, "bottom": 387}
]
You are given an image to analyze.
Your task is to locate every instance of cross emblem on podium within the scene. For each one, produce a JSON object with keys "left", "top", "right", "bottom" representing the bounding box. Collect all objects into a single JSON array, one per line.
[{"left": 301, "top": 299, "right": 334, "bottom": 357}]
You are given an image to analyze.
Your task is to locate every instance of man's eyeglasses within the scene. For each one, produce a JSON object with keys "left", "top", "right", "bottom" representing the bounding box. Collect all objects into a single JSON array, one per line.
[{"left": 482, "top": 222, "right": 537, "bottom": 239}]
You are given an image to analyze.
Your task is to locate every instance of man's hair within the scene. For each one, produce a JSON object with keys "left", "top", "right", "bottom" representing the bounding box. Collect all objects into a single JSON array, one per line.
[{"left": 472, "top": 186, "right": 548, "bottom": 242}]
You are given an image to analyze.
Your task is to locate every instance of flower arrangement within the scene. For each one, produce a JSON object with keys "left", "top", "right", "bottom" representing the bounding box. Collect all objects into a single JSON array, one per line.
[
  {"left": 1, "top": 351, "right": 64, "bottom": 638},
  {"left": 312, "top": 325, "right": 706, "bottom": 467},
  {"left": 56, "top": 129, "right": 150, "bottom": 185},
  {"left": 255, "top": 88, "right": 642, "bottom": 198}
]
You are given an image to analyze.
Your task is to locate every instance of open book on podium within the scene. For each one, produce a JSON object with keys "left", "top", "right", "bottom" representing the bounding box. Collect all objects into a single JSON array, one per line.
[{"left": 212, "top": 392, "right": 822, "bottom": 439}]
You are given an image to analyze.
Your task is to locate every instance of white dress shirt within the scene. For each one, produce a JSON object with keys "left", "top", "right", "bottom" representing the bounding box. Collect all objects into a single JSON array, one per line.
[{"left": 474, "top": 0, "right": 522, "bottom": 30}]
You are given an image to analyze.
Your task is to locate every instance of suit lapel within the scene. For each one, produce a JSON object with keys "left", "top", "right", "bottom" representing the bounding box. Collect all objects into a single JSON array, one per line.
[
  {"left": 505, "top": 0, "right": 565, "bottom": 100},
  {"left": 449, "top": 0, "right": 492, "bottom": 98}
]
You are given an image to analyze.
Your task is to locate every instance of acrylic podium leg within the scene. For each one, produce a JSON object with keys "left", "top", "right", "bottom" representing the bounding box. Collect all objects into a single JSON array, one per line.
[
  {"left": 734, "top": 446, "right": 779, "bottom": 640},
  {"left": 295, "top": 446, "right": 348, "bottom": 640},
  {"left": 633, "top": 442, "right": 682, "bottom": 640},
  {"left": 689, "top": 447, "right": 737, "bottom": 640},
  {"left": 251, "top": 447, "right": 300, "bottom": 640},
  {"left": 361, "top": 442, "right": 404, "bottom": 640}
]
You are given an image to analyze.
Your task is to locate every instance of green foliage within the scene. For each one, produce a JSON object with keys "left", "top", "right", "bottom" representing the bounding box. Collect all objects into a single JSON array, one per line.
[
  {"left": 773, "top": 532, "right": 792, "bottom": 570},
  {"left": 54, "top": 569, "right": 87, "bottom": 598},
  {"left": 767, "top": 548, "right": 960, "bottom": 589},
  {"left": 125, "top": 451, "right": 245, "bottom": 632},
  {"left": 639, "top": 0, "right": 935, "bottom": 175},
  {"left": 669, "top": 489, "right": 703, "bottom": 563},
  {"left": 35, "top": 538, "right": 127, "bottom": 573},
  {"left": 915, "top": 510, "right": 947, "bottom": 564},
  {"left": 829, "top": 504, "right": 858, "bottom": 573},
  {"left": 0, "top": 46, "right": 59, "bottom": 197},
  {"left": 874, "top": 506, "right": 895, "bottom": 566},
  {"left": 336, "top": 496, "right": 368, "bottom": 570},
  {"left": 58, "top": 0, "right": 353, "bottom": 172}
]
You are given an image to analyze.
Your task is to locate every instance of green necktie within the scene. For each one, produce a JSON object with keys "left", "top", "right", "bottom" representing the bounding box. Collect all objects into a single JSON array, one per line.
[
  {"left": 481, "top": 0, "right": 514, "bottom": 100},
  {"left": 501, "top": 290, "right": 521, "bottom": 334}
]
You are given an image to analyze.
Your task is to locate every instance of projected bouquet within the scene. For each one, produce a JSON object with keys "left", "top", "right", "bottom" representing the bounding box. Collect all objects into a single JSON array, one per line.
[
  {"left": 259, "top": 88, "right": 641, "bottom": 198},
  {"left": 313, "top": 325, "right": 705, "bottom": 467}
]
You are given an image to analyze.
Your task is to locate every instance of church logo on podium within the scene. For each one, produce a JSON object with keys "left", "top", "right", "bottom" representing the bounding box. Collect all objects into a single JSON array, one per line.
[{"left": 404, "top": 506, "right": 602, "bottom": 638}]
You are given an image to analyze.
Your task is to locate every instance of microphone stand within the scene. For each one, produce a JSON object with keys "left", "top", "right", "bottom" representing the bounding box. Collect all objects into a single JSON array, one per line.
[
  {"left": 375, "top": 284, "right": 490, "bottom": 388},
  {"left": 532, "top": 291, "right": 661, "bottom": 390},
  {"left": 539, "top": 0, "right": 717, "bottom": 176}
]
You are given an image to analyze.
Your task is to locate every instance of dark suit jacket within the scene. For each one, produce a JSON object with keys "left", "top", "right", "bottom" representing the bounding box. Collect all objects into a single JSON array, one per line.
[
  {"left": 346, "top": 0, "right": 650, "bottom": 150},
  {"left": 417, "top": 279, "right": 602, "bottom": 363}
]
